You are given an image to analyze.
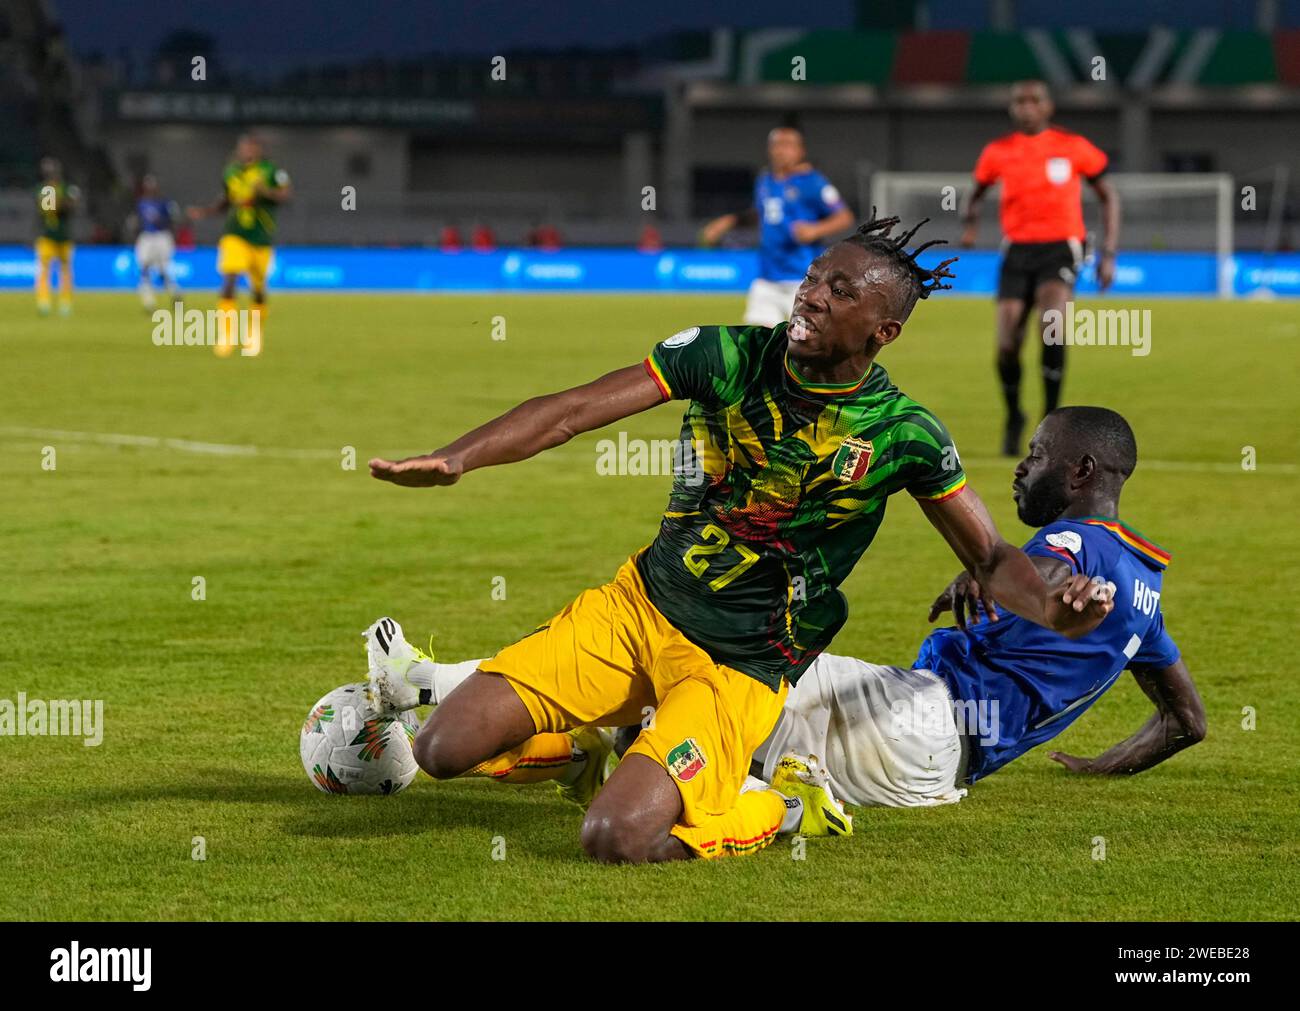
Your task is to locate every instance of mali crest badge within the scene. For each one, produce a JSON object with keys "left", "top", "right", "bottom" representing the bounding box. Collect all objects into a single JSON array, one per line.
[
  {"left": 832, "top": 436, "right": 874, "bottom": 483},
  {"left": 666, "top": 738, "right": 708, "bottom": 782}
]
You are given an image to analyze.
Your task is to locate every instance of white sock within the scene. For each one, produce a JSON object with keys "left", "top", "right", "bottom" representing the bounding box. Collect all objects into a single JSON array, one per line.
[
  {"left": 406, "top": 658, "right": 483, "bottom": 705},
  {"left": 778, "top": 793, "right": 804, "bottom": 834},
  {"left": 741, "top": 775, "right": 804, "bottom": 832}
]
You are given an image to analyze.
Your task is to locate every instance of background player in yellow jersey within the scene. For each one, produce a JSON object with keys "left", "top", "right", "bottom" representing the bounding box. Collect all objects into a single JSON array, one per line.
[
  {"left": 367, "top": 215, "right": 1116, "bottom": 864},
  {"left": 34, "top": 157, "right": 80, "bottom": 316},
  {"left": 188, "top": 133, "right": 292, "bottom": 356}
]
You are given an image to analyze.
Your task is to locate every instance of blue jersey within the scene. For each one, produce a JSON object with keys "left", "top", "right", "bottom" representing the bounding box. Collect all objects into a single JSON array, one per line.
[
  {"left": 755, "top": 168, "right": 845, "bottom": 281},
  {"left": 915, "top": 517, "right": 1179, "bottom": 782},
  {"left": 137, "top": 197, "right": 176, "bottom": 233}
]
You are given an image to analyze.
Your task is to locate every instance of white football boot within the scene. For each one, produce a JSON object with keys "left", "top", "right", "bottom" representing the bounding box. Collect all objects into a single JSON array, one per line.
[{"left": 362, "top": 616, "right": 433, "bottom": 713}]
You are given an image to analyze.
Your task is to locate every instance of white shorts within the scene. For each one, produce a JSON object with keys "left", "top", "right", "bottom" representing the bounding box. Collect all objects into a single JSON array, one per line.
[
  {"left": 135, "top": 232, "right": 175, "bottom": 271},
  {"left": 754, "top": 655, "right": 969, "bottom": 808},
  {"left": 743, "top": 278, "right": 800, "bottom": 327}
]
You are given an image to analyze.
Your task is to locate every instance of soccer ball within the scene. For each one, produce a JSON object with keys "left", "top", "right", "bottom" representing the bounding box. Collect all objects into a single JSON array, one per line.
[{"left": 299, "top": 683, "right": 421, "bottom": 795}]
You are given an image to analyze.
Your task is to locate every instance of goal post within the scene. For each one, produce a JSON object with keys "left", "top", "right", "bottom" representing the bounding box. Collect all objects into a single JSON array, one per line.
[{"left": 864, "top": 171, "right": 1236, "bottom": 298}]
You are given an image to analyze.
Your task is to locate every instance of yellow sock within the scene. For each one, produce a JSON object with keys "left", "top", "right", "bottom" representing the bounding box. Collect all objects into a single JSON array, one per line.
[
  {"left": 35, "top": 259, "right": 51, "bottom": 310},
  {"left": 58, "top": 260, "right": 73, "bottom": 308},
  {"left": 468, "top": 733, "right": 575, "bottom": 784},
  {"left": 215, "top": 297, "right": 237, "bottom": 356},
  {"left": 671, "top": 788, "right": 787, "bottom": 859}
]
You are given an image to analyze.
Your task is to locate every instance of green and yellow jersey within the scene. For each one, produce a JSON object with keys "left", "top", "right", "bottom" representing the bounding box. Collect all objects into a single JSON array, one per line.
[
  {"left": 637, "top": 323, "right": 966, "bottom": 689},
  {"left": 36, "top": 182, "right": 78, "bottom": 243},
  {"left": 221, "top": 159, "right": 289, "bottom": 247}
]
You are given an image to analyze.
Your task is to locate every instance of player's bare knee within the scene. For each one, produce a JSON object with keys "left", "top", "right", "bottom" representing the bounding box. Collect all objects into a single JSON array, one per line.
[
  {"left": 412, "top": 722, "right": 469, "bottom": 780},
  {"left": 580, "top": 810, "right": 651, "bottom": 864}
]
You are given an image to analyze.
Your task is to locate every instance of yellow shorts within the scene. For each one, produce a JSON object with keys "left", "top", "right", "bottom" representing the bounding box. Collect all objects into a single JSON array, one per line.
[
  {"left": 217, "top": 235, "right": 273, "bottom": 285},
  {"left": 35, "top": 238, "right": 73, "bottom": 262},
  {"left": 479, "top": 555, "right": 788, "bottom": 827}
]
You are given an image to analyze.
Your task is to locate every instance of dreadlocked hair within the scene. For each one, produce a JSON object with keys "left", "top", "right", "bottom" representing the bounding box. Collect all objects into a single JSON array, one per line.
[{"left": 841, "top": 208, "right": 958, "bottom": 319}]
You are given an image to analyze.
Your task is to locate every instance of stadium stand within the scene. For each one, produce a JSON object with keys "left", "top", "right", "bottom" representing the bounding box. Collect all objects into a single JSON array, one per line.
[{"left": 0, "top": 11, "right": 1296, "bottom": 252}]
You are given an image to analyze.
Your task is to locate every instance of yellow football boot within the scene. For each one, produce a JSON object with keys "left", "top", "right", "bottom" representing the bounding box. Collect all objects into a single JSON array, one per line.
[{"left": 771, "top": 752, "right": 853, "bottom": 837}]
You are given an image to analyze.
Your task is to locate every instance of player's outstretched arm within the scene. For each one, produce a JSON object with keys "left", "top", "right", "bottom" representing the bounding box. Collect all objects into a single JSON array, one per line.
[
  {"left": 917, "top": 485, "right": 1113, "bottom": 638},
  {"left": 1050, "top": 658, "right": 1205, "bottom": 774},
  {"left": 369, "top": 363, "right": 666, "bottom": 487}
]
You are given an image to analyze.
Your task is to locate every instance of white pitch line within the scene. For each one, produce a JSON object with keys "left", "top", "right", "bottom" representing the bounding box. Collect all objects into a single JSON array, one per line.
[
  {"left": 1, "top": 426, "right": 1295, "bottom": 475},
  {"left": 0, "top": 426, "right": 338, "bottom": 461}
]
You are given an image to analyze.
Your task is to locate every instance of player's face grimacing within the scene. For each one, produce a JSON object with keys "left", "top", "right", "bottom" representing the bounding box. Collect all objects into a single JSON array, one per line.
[
  {"left": 789, "top": 244, "right": 902, "bottom": 368},
  {"left": 1012, "top": 417, "right": 1071, "bottom": 526}
]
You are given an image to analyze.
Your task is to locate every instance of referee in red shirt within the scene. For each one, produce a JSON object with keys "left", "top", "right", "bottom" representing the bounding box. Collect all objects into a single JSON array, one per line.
[{"left": 961, "top": 80, "right": 1120, "bottom": 455}]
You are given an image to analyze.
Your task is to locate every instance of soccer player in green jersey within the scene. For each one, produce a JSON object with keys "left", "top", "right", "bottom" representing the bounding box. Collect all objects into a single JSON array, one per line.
[
  {"left": 34, "top": 157, "right": 79, "bottom": 316},
  {"left": 366, "top": 213, "right": 1115, "bottom": 863},
  {"left": 188, "top": 133, "right": 291, "bottom": 356}
]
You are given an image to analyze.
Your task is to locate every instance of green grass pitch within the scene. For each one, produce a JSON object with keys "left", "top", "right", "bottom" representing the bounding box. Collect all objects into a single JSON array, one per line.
[{"left": 1, "top": 289, "right": 1296, "bottom": 920}]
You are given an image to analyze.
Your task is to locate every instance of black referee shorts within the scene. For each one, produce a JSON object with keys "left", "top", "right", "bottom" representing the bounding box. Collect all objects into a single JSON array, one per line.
[{"left": 997, "top": 239, "right": 1083, "bottom": 303}]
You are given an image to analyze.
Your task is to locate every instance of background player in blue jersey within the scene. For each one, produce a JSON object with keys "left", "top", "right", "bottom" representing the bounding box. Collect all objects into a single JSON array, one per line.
[
  {"left": 701, "top": 126, "right": 854, "bottom": 326},
  {"left": 130, "top": 174, "right": 181, "bottom": 310},
  {"left": 749, "top": 406, "right": 1205, "bottom": 806}
]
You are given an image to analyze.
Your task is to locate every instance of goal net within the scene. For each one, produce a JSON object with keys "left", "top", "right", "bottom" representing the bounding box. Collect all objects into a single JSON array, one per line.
[{"left": 864, "top": 171, "right": 1235, "bottom": 297}]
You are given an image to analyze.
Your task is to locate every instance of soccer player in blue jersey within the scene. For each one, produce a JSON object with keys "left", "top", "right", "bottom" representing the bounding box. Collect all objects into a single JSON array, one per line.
[
  {"left": 750, "top": 405, "right": 1204, "bottom": 805},
  {"left": 701, "top": 126, "right": 855, "bottom": 326},
  {"left": 131, "top": 174, "right": 181, "bottom": 310}
]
